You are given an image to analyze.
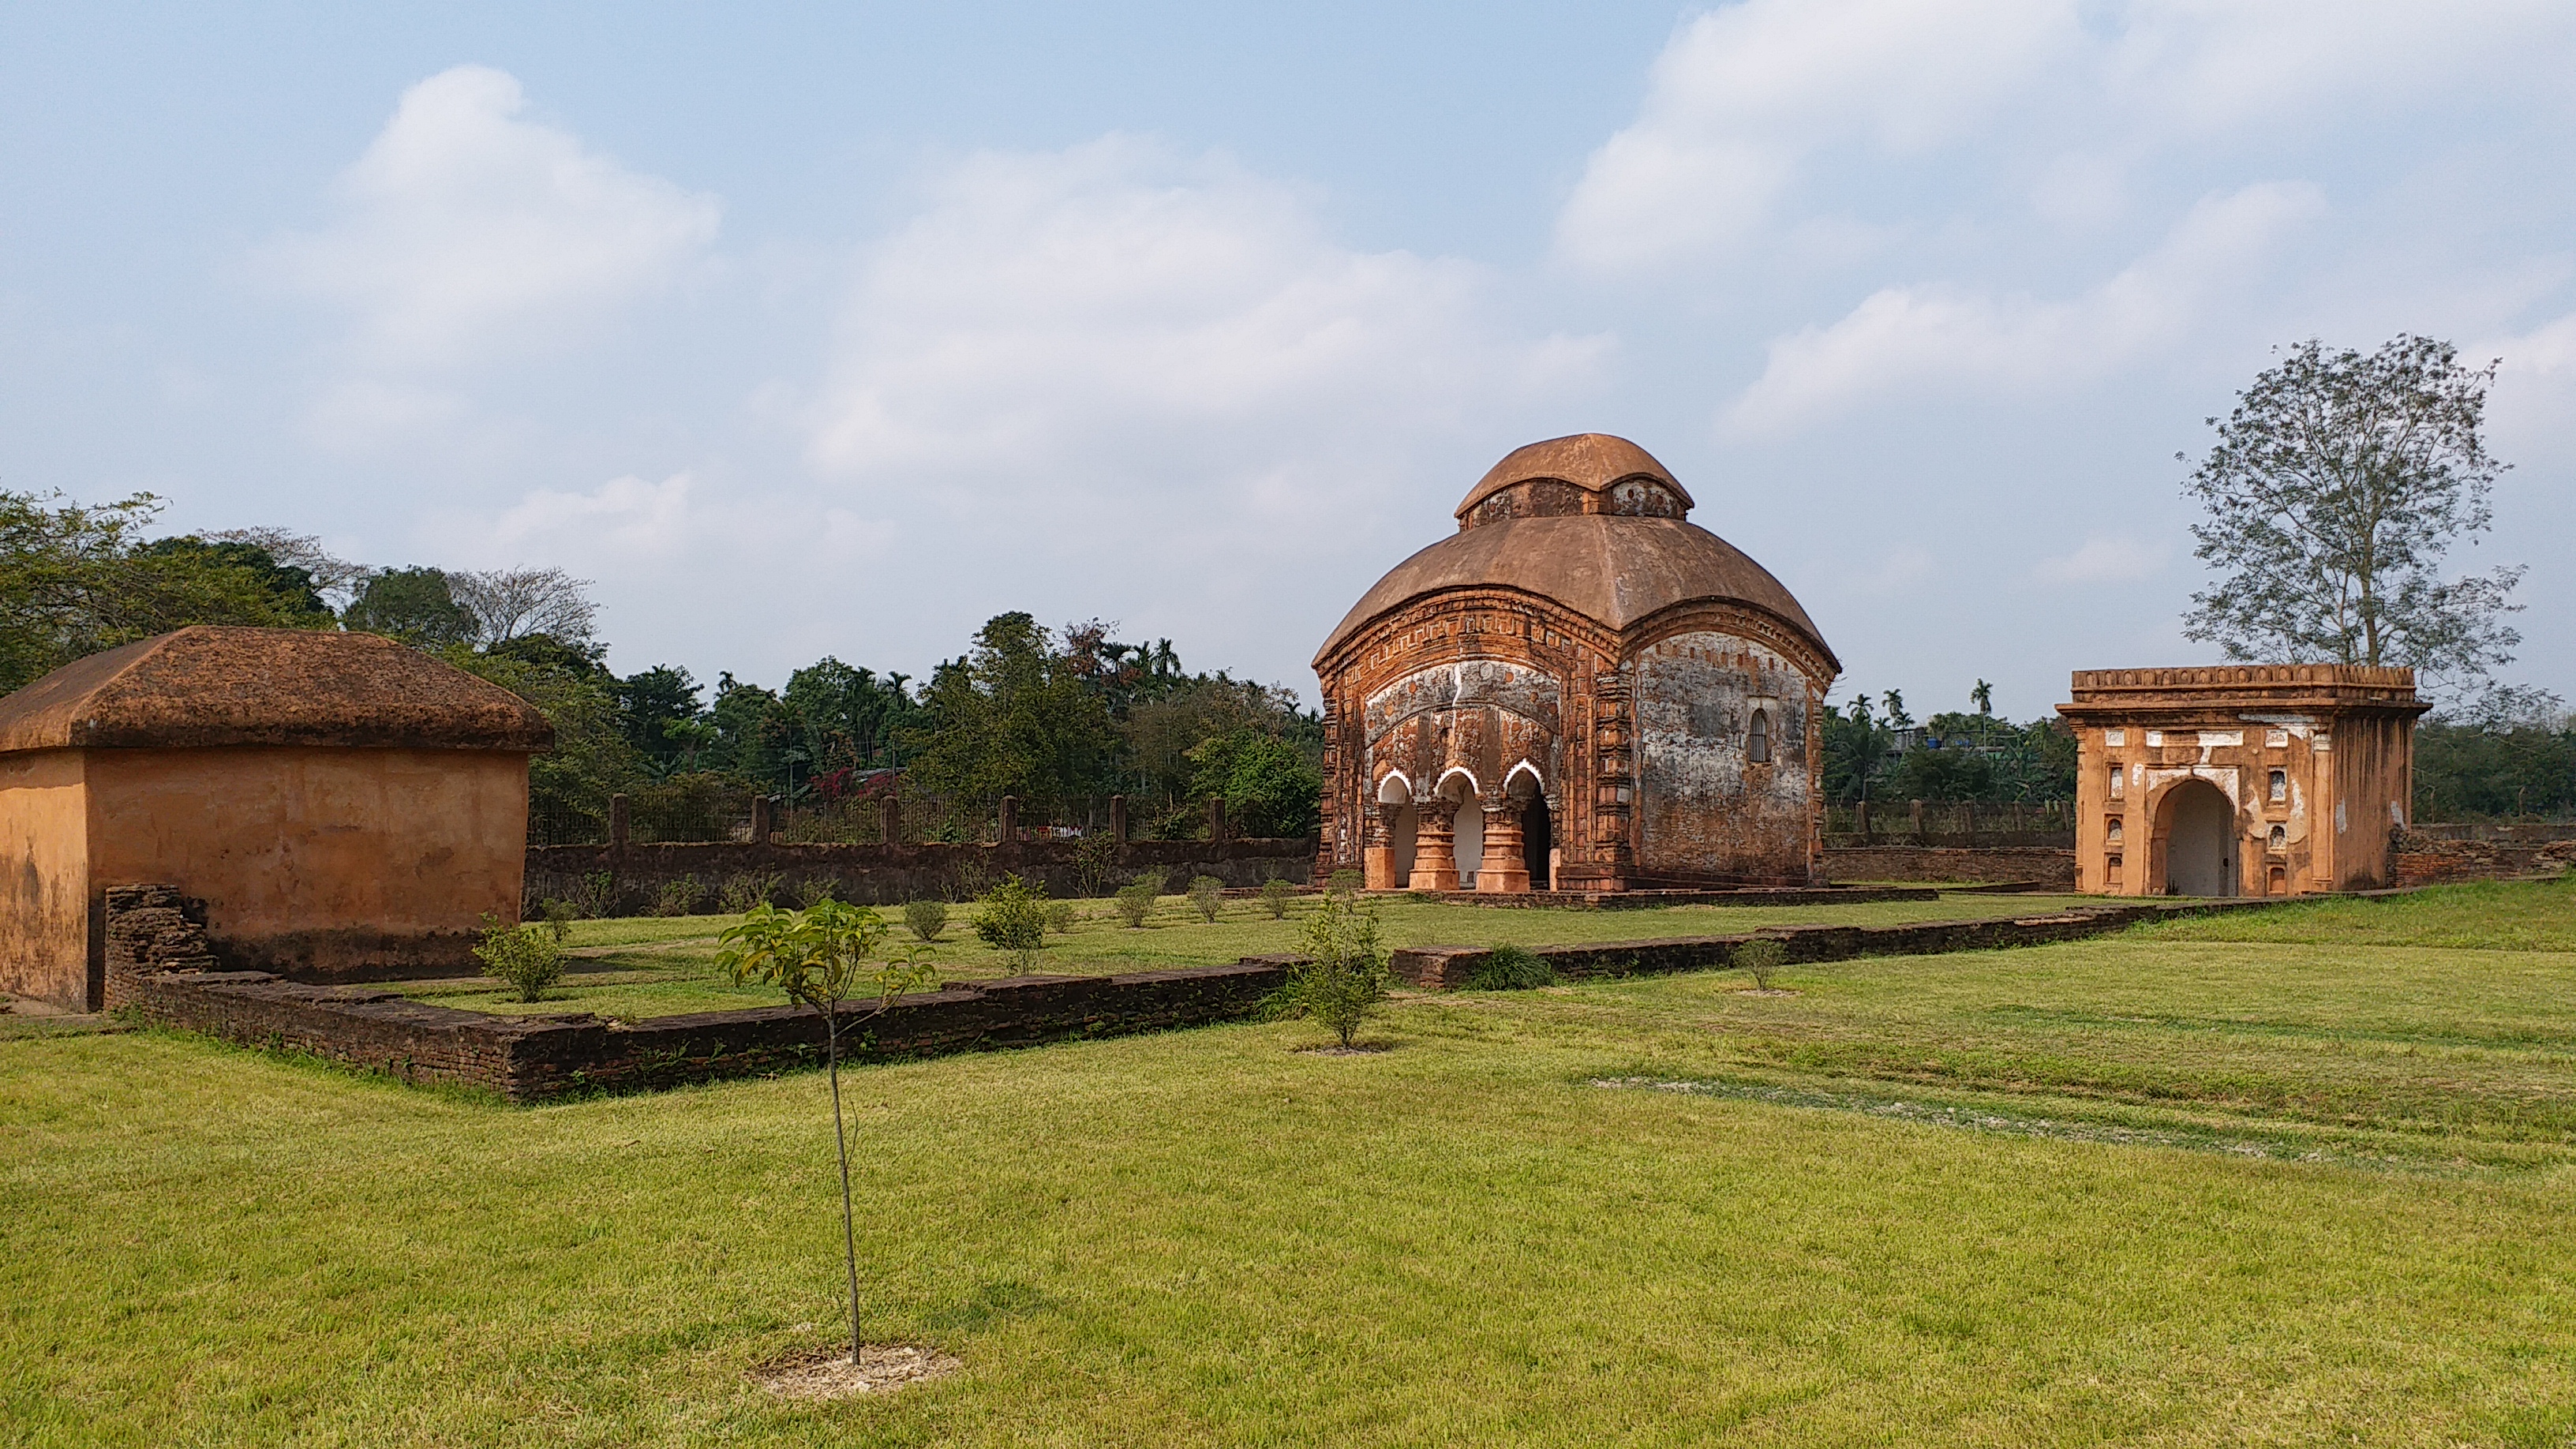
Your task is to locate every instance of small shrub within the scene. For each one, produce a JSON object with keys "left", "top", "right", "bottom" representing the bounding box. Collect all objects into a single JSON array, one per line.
[
  {"left": 575, "top": 870, "right": 618, "bottom": 919},
  {"left": 1465, "top": 943, "right": 1555, "bottom": 990},
  {"left": 719, "top": 871, "right": 785, "bottom": 915},
  {"left": 1113, "top": 881, "right": 1158, "bottom": 928},
  {"left": 1186, "top": 874, "right": 1225, "bottom": 923},
  {"left": 1073, "top": 834, "right": 1120, "bottom": 897},
  {"left": 903, "top": 898, "right": 949, "bottom": 942},
  {"left": 653, "top": 874, "right": 703, "bottom": 917},
  {"left": 538, "top": 898, "right": 578, "bottom": 944},
  {"left": 1737, "top": 938, "right": 1786, "bottom": 990},
  {"left": 1259, "top": 878, "right": 1295, "bottom": 919},
  {"left": 973, "top": 874, "right": 1049, "bottom": 974},
  {"left": 474, "top": 914, "right": 566, "bottom": 1002},
  {"left": 1045, "top": 900, "right": 1079, "bottom": 934},
  {"left": 793, "top": 877, "right": 840, "bottom": 909},
  {"left": 1328, "top": 867, "right": 1365, "bottom": 894},
  {"left": 1270, "top": 882, "right": 1389, "bottom": 1047}
]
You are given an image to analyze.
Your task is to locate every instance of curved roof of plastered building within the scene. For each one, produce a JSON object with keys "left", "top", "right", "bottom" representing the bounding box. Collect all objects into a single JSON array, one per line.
[{"left": 0, "top": 627, "right": 556, "bottom": 754}]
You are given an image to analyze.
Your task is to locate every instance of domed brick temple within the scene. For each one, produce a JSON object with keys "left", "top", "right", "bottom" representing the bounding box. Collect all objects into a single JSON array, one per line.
[{"left": 1312, "top": 434, "right": 1840, "bottom": 893}]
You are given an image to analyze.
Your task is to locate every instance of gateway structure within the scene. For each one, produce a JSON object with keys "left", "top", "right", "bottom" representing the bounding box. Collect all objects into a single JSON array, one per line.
[
  {"left": 1312, "top": 434, "right": 1840, "bottom": 893},
  {"left": 2056, "top": 665, "right": 2425, "bottom": 897}
]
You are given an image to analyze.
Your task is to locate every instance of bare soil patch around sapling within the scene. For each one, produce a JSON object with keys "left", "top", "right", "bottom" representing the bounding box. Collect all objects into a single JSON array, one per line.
[{"left": 751, "top": 1342, "right": 960, "bottom": 1400}]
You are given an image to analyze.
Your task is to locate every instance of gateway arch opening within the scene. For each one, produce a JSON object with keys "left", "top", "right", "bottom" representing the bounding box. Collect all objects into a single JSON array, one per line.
[{"left": 2158, "top": 778, "right": 2238, "bottom": 897}]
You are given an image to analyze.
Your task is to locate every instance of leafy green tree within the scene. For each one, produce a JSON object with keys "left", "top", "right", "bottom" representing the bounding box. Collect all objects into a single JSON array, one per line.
[
  {"left": 440, "top": 644, "right": 646, "bottom": 842},
  {"left": 2413, "top": 701, "right": 2576, "bottom": 820},
  {"left": 717, "top": 902, "right": 937, "bottom": 1368},
  {"left": 1, "top": 489, "right": 339, "bottom": 694},
  {"left": 904, "top": 613, "right": 1114, "bottom": 816},
  {"left": 343, "top": 566, "right": 477, "bottom": 646},
  {"left": 785, "top": 657, "right": 924, "bottom": 772},
  {"left": 612, "top": 665, "right": 707, "bottom": 769},
  {"left": 1186, "top": 727, "right": 1323, "bottom": 837},
  {"left": 1822, "top": 695, "right": 1893, "bottom": 803},
  {"left": 2182, "top": 335, "right": 2527, "bottom": 705},
  {"left": 135, "top": 537, "right": 334, "bottom": 620}
]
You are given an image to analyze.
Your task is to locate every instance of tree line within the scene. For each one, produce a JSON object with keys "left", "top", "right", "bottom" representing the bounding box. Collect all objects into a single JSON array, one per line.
[
  {"left": 1822, "top": 682, "right": 2080, "bottom": 806},
  {"left": 0, "top": 488, "right": 1323, "bottom": 843}
]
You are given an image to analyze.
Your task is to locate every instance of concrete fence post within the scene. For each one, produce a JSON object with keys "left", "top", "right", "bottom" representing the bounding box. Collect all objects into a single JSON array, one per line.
[
  {"left": 998, "top": 795, "right": 1018, "bottom": 844},
  {"left": 1855, "top": 799, "right": 1870, "bottom": 838},
  {"left": 880, "top": 791, "right": 902, "bottom": 844},
  {"left": 1908, "top": 799, "right": 1925, "bottom": 842},
  {"left": 608, "top": 793, "right": 630, "bottom": 852},
  {"left": 1110, "top": 794, "right": 1129, "bottom": 844},
  {"left": 1208, "top": 795, "right": 1228, "bottom": 843},
  {"left": 751, "top": 795, "right": 774, "bottom": 844}
]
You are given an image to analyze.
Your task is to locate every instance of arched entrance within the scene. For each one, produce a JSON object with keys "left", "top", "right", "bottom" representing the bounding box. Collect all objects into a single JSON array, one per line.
[
  {"left": 1370, "top": 773, "right": 1417, "bottom": 890},
  {"left": 2155, "top": 778, "right": 2237, "bottom": 897},
  {"left": 1442, "top": 772, "right": 1484, "bottom": 882},
  {"left": 1515, "top": 773, "right": 1551, "bottom": 889}
]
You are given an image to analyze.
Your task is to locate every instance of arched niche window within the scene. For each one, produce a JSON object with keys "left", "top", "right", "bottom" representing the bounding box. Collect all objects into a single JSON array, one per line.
[
  {"left": 2267, "top": 824, "right": 2286, "bottom": 852},
  {"left": 1747, "top": 709, "right": 1771, "bottom": 764},
  {"left": 2268, "top": 769, "right": 2287, "bottom": 803}
]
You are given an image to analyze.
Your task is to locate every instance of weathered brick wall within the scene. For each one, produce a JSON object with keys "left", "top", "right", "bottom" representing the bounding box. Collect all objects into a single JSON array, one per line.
[
  {"left": 1823, "top": 846, "right": 2077, "bottom": 887},
  {"left": 523, "top": 837, "right": 1314, "bottom": 915},
  {"left": 122, "top": 949, "right": 1291, "bottom": 1102},
  {"left": 2388, "top": 829, "right": 2572, "bottom": 887},
  {"left": 100, "top": 883, "right": 219, "bottom": 1010},
  {"left": 1391, "top": 897, "right": 2285, "bottom": 988}
]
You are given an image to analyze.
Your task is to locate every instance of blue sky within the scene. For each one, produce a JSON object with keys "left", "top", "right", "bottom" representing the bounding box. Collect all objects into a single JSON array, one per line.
[{"left": 4, "top": 2, "right": 2570, "bottom": 717}]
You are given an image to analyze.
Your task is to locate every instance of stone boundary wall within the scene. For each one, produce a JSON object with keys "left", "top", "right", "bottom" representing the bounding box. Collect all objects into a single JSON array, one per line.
[
  {"left": 1391, "top": 898, "right": 2282, "bottom": 989},
  {"left": 124, "top": 957, "right": 1294, "bottom": 1103},
  {"left": 2390, "top": 831, "right": 2576, "bottom": 888},
  {"left": 1824, "top": 845, "right": 2077, "bottom": 888},
  {"left": 524, "top": 837, "right": 1316, "bottom": 915}
]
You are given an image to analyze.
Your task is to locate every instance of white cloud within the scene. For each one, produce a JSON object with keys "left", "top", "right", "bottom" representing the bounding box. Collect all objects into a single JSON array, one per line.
[
  {"left": 1556, "top": 0, "right": 2080, "bottom": 271},
  {"left": 1721, "top": 182, "right": 2321, "bottom": 434},
  {"left": 803, "top": 135, "right": 1607, "bottom": 549},
  {"left": 490, "top": 472, "right": 705, "bottom": 563},
  {"left": 1557, "top": 0, "right": 2574, "bottom": 275},
  {"left": 2035, "top": 534, "right": 2166, "bottom": 585},
  {"left": 266, "top": 66, "right": 720, "bottom": 370}
]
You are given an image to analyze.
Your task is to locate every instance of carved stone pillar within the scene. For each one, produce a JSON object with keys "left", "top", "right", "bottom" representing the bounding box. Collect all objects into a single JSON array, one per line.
[
  {"left": 1408, "top": 799, "right": 1460, "bottom": 891},
  {"left": 1477, "top": 800, "right": 1530, "bottom": 893},
  {"left": 1361, "top": 802, "right": 1398, "bottom": 891}
]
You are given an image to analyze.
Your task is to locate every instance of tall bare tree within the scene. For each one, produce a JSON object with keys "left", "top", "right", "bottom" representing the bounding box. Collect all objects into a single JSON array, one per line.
[
  {"left": 2181, "top": 335, "right": 2526, "bottom": 705},
  {"left": 448, "top": 566, "right": 599, "bottom": 646}
]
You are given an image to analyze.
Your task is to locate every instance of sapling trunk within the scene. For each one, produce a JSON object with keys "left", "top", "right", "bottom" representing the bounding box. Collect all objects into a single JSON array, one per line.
[{"left": 823, "top": 1006, "right": 863, "bottom": 1366}]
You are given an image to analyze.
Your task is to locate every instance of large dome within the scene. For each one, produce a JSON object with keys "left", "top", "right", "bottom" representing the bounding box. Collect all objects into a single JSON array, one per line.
[{"left": 1315, "top": 436, "right": 1834, "bottom": 668}]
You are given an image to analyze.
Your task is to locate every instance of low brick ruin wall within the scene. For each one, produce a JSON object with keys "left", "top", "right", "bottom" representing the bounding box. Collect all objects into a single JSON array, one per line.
[
  {"left": 2390, "top": 832, "right": 2576, "bottom": 888},
  {"left": 1391, "top": 898, "right": 2278, "bottom": 989},
  {"left": 524, "top": 837, "right": 1316, "bottom": 915},
  {"left": 1824, "top": 845, "right": 2077, "bottom": 888},
  {"left": 125, "top": 959, "right": 1294, "bottom": 1103}
]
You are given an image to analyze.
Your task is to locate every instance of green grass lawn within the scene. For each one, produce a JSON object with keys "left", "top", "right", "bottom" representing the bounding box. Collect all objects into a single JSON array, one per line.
[
  {"left": 5, "top": 881, "right": 2573, "bottom": 1445},
  {"left": 407, "top": 891, "right": 2104, "bottom": 1019}
]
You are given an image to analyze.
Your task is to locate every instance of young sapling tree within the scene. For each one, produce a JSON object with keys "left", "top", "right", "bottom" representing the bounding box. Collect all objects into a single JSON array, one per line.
[
  {"left": 1272, "top": 881, "right": 1391, "bottom": 1048},
  {"left": 717, "top": 900, "right": 937, "bottom": 1368}
]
